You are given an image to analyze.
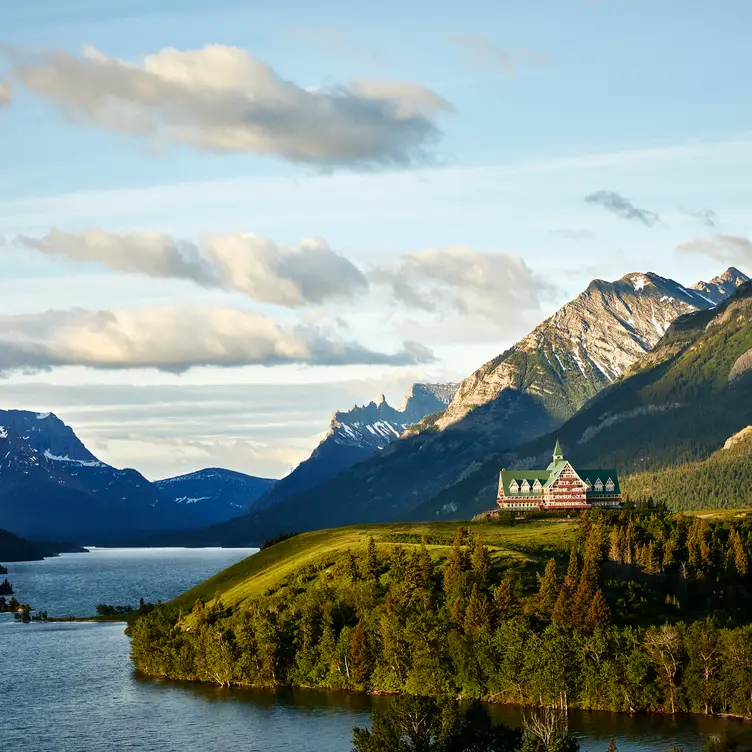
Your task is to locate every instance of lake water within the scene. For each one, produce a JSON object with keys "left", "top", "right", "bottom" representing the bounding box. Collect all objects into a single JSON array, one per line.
[{"left": 2, "top": 548, "right": 751, "bottom": 752}]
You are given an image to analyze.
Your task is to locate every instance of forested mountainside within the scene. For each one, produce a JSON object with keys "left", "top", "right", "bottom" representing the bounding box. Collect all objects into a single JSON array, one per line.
[
  {"left": 155, "top": 468, "right": 276, "bottom": 526},
  {"left": 253, "top": 382, "right": 458, "bottom": 510},
  {"left": 186, "top": 269, "right": 746, "bottom": 545},
  {"left": 0, "top": 529, "right": 87, "bottom": 562},
  {"left": 419, "top": 280, "right": 752, "bottom": 520},
  {"left": 131, "top": 510, "right": 752, "bottom": 720}
]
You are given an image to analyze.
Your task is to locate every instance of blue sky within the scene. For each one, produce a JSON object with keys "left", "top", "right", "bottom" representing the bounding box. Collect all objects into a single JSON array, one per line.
[{"left": 0, "top": 0, "right": 750, "bottom": 478}]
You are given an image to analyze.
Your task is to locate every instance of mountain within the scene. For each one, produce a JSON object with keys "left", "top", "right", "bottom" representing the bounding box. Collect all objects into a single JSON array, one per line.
[
  {"left": 690, "top": 266, "right": 749, "bottom": 305},
  {"left": 181, "top": 268, "right": 747, "bottom": 546},
  {"left": 252, "top": 382, "right": 458, "bottom": 509},
  {"left": 155, "top": 468, "right": 276, "bottom": 526},
  {"left": 422, "top": 279, "right": 752, "bottom": 518},
  {"left": 0, "top": 410, "right": 211, "bottom": 543}
]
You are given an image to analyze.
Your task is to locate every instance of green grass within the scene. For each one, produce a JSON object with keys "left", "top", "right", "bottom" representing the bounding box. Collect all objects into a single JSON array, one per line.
[{"left": 171, "top": 519, "right": 578, "bottom": 612}]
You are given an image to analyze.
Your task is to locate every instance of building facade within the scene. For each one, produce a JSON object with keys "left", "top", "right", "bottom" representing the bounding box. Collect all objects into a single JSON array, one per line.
[{"left": 497, "top": 441, "right": 622, "bottom": 512}]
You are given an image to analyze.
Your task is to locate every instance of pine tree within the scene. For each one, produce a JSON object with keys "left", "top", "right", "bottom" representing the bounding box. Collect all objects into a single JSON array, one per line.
[
  {"left": 537, "top": 558, "right": 560, "bottom": 617},
  {"left": 362, "top": 537, "right": 379, "bottom": 581},
  {"left": 471, "top": 537, "right": 491, "bottom": 589},
  {"left": 494, "top": 576, "right": 516, "bottom": 620},
  {"left": 451, "top": 596, "right": 464, "bottom": 626},
  {"left": 565, "top": 547, "right": 580, "bottom": 588},
  {"left": 464, "top": 584, "right": 492, "bottom": 634},
  {"left": 349, "top": 620, "right": 370, "bottom": 685},
  {"left": 552, "top": 584, "right": 571, "bottom": 626},
  {"left": 587, "top": 589, "right": 611, "bottom": 631},
  {"left": 444, "top": 534, "right": 466, "bottom": 594},
  {"left": 731, "top": 529, "right": 749, "bottom": 576}
]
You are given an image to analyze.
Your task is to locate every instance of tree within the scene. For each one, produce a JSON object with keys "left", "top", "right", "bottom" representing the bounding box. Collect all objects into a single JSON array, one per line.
[
  {"left": 552, "top": 585, "right": 570, "bottom": 626},
  {"left": 521, "top": 708, "right": 579, "bottom": 752},
  {"left": 538, "top": 559, "right": 560, "bottom": 617},
  {"left": 494, "top": 576, "right": 516, "bottom": 620},
  {"left": 607, "top": 741, "right": 617, "bottom": 752},
  {"left": 471, "top": 537, "right": 491, "bottom": 589},
  {"left": 363, "top": 537, "right": 380, "bottom": 580},
  {"left": 644, "top": 625, "right": 682, "bottom": 714},
  {"left": 464, "top": 585, "right": 492, "bottom": 634},
  {"left": 730, "top": 529, "right": 748, "bottom": 577},
  {"left": 444, "top": 534, "right": 466, "bottom": 595},
  {"left": 350, "top": 620, "right": 370, "bottom": 686},
  {"left": 586, "top": 590, "right": 611, "bottom": 632}
]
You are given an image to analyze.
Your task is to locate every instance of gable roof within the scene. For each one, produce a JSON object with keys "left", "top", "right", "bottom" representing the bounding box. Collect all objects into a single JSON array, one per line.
[
  {"left": 499, "top": 465, "right": 621, "bottom": 496},
  {"left": 499, "top": 469, "right": 550, "bottom": 496},
  {"left": 578, "top": 470, "right": 621, "bottom": 495}
]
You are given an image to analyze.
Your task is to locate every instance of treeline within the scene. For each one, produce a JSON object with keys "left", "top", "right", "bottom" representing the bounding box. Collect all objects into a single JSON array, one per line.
[{"left": 130, "top": 510, "right": 752, "bottom": 717}]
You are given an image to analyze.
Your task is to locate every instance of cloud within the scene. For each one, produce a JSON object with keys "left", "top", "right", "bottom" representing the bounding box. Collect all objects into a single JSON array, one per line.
[
  {"left": 4, "top": 44, "right": 452, "bottom": 168},
  {"left": 15, "top": 230, "right": 369, "bottom": 307},
  {"left": 446, "top": 34, "right": 549, "bottom": 71},
  {"left": 584, "top": 190, "right": 660, "bottom": 227},
  {"left": 371, "top": 246, "right": 552, "bottom": 322},
  {"left": 679, "top": 206, "right": 718, "bottom": 228},
  {"left": 288, "top": 27, "right": 379, "bottom": 61},
  {"left": 676, "top": 234, "right": 752, "bottom": 264},
  {"left": 0, "top": 81, "right": 12, "bottom": 106},
  {"left": 0, "top": 307, "right": 434, "bottom": 373}
]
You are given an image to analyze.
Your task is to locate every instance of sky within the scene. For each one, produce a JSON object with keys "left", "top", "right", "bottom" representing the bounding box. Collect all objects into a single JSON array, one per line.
[{"left": 0, "top": 0, "right": 750, "bottom": 480}]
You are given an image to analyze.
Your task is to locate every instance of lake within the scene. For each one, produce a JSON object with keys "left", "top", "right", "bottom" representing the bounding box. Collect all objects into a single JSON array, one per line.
[{"left": 2, "top": 548, "right": 750, "bottom": 752}]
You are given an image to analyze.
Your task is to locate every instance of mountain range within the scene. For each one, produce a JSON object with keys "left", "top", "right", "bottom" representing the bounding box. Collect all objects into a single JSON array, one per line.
[{"left": 182, "top": 267, "right": 749, "bottom": 545}]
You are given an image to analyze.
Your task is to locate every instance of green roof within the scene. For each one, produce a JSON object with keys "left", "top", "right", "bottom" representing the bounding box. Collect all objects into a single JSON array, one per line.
[
  {"left": 499, "top": 465, "right": 621, "bottom": 497},
  {"left": 553, "top": 439, "right": 563, "bottom": 457}
]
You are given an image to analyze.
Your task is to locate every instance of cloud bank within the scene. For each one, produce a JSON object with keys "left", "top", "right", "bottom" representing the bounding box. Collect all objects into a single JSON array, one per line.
[
  {"left": 5, "top": 44, "right": 452, "bottom": 168},
  {"left": 16, "top": 230, "right": 369, "bottom": 307},
  {"left": 0, "top": 307, "right": 434, "bottom": 373},
  {"left": 372, "top": 245, "right": 552, "bottom": 322},
  {"left": 676, "top": 234, "right": 752, "bottom": 264},
  {"left": 585, "top": 190, "right": 660, "bottom": 227}
]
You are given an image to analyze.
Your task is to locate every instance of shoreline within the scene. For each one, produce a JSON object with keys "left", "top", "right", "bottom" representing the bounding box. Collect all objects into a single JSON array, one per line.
[{"left": 131, "top": 668, "right": 752, "bottom": 723}]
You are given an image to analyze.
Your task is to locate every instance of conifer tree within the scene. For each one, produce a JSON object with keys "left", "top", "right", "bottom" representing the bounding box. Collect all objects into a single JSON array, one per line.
[
  {"left": 537, "top": 558, "right": 560, "bottom": 617},
  {"left": 587, "top": 589, "right": 611, "bottom": 631},
  {"left": 349, "top": 619, "right": 370, "bottom": 685},
  {"left": 731, "top": 529, "right": 749, "bottom": 576},
  {"left": 362, "top": 537, "right": 379, "bottom": 581},
  {"left": 471, "top": 536, "right": 491, "bottom": 589},
  {"left": 565, "top": 547, "right": 581, "bottom": 587},
  {"left": 552, "top": 584, "right": 571, "bottom": 626},
  {"left": 444, "top": 534, "right": 466, "bottom": 594},
  {"left": 419, "top": 542, "right": 433, "bottom": 589},
  {"left": 451, "top": 596, "right": 464, "bottom": 626},
  {"left": 494, "top": 576, "right": 516, "bottom": 620},
  {"left": 464, "top": 584, "right": 492, "bottom": 634}
]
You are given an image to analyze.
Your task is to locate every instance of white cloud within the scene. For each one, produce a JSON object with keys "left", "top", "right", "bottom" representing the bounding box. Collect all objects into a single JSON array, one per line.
[
  {"left": 15, "top": 230, "right": 368, "bottom": 307},
  {"left": 372, "top": 245, "right": 553, "bottom": 323},
  {"left": 0, "top": 306, "right": 433, "bottom": 373},
  {"left": 6, "top": 44, "right": 451, "bottom": 167},
  {"left": 676, "top": 234, "right": 752, "bottom": 265}
]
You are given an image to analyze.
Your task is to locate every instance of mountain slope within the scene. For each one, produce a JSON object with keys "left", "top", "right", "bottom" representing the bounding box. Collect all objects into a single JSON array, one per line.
[
  {"left": 155, "top": 468, "right": 275, "bottom": 526},
  {"left": 690, "top": 266, "right": 749, "bottom": 305},
  {"left": 254, "top": 382, "right": 458, "bottom": 509},
  {"left": 183, "top": 268, "right": 746, "bottom": 545},
  {"left": 422, "top": 279, "right": 752, "bottom": 518}
]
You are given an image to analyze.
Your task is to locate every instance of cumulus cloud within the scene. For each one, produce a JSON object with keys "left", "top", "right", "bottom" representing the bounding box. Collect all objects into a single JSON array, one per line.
[
  {"left": 585, "top": 190, "right": 660, "bottom": 227},
  {"left": 15, "top": 230, "right": 368, "bottom": 307},
  {"left": 0, "top": 81, "right": 12, "bottom": 106},
  {"left": 4, "top": 44, "right": 451, "bottom": 168},
  {"left": 676, "top": 234, "right": 752, "bottom": 264},
  {"left": 447, "top": 34, "right": 548, "bottom": 70},
  {"left": 371, "top": 246, "right": 552, "bottom": 322},
  {"left": 679, "top": 206, "right": 718, "bottom": 228},
  {"left": 0, "top": 307, "right": 434, "bottom": 373}
]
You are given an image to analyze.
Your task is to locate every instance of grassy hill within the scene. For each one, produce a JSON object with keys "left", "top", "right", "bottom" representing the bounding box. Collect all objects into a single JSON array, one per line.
[{"left": 171, "top": 518, "right": 578, "bottom": 612}]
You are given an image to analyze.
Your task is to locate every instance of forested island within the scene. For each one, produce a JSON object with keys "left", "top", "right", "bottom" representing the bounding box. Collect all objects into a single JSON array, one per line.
[
  {"left": 130, "top": 507, "right": 752, "bottom": 721},
  {"left": 0, "top": 529, "right": 87, "bottom": 562}
]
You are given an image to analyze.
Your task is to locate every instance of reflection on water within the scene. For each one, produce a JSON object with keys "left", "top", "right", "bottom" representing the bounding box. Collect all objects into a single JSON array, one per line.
[{"left": 3, "top": 549, "right": 751, "bottom": 752}]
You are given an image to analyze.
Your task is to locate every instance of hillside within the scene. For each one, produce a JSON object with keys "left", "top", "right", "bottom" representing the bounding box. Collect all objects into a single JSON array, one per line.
[
  {"left": 422, "top": 280, "right": 752, "bottom": 519},
  {"left": 255, "top": 382, "right": 458, "bottom": 509},
  {"left": 131, "top": 510, "right": 752, "bottom": 720},
  {"left": 0, "top": 529, "right": 87, "bottom": 562}
]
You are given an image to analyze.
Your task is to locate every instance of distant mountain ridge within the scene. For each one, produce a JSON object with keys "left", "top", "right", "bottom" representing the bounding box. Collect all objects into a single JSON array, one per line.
[
  {"left": 189, "top": 267, "right": 747, "bottom": 545},
  {"left": 254, "top": 382, "right": 459, "bottom": 510},
  {"left": 155, "top": 468, "right": 275, "bottom": 526}
]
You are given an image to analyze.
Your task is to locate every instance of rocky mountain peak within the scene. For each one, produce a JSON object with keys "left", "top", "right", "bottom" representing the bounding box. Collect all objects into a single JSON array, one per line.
[{"left": 691, "top": 266, "right": 750, "bottom": 305}]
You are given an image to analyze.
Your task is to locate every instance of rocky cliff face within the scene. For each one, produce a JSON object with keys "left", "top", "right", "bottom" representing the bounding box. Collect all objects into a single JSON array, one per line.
[
  {"left": 436, "top": 271, "right": 734, "bottom": 432},
  {"left": 691, "top": 267, "right": 750, "bottom": 305}
]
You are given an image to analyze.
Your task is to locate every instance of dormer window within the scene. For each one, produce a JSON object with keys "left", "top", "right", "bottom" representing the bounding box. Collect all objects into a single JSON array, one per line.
[
  {"left": 509, "top": 480, "right": 519, "bottom": 494},
  {"left": 594, "top": 479, "right": 603, "bottom": 492},
  {"left": 585, "top": 479, "right": 593, "bottom": 489},
  {"left": 533, "top": 479, "right": 543, "bottom": 492},
  {"left": 605, "top": 479, "right": 615, "bottom": 492},
  {"left": 521, "top": 480, "right": 531, "bottom": 493}
]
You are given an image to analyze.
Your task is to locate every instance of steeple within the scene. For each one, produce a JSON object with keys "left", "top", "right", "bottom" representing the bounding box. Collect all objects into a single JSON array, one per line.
[{"left": 553, "top": 439, "right": 564, "bottom": 462}]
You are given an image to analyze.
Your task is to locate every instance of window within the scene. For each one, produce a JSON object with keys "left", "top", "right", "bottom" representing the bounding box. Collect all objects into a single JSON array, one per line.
[
  {"left": 521, "top": 480, "right": 531, "bottom": 493},
  {"left": 533, "top": 479, "right": 543, "bottom": 492},
  {"left": 605, "top": 478, "right": 615, "bottom": 492},
  {"left": 594, "top": 479, "right": 603, "bottom": 492},
  {"left": 509, "top": 480, "right": 519, "bottom": 494}
]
